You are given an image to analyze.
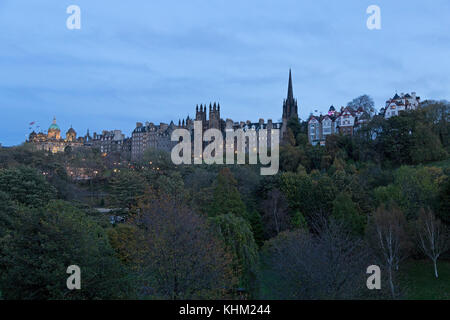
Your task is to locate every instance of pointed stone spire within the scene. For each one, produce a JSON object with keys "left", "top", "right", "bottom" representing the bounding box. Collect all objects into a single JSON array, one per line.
[
  {"left": 282, "top": 69, "right": 299, "bottom": 122},
  {"left": 287, "top": 69, "right": 294, "bottom": 101}
]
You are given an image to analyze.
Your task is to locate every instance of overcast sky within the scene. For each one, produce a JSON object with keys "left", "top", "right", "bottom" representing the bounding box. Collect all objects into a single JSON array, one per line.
[{"left": 1, "top": 0, "right": 449, "bottom": 146}]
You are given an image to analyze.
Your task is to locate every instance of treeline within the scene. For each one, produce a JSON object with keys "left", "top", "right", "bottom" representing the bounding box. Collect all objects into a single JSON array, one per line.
[{"left": 0, "top": 100, "right": 449, "bottom": 299}]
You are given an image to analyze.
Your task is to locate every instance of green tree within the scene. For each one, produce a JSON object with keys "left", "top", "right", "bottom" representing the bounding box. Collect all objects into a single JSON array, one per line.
[
  {"left": 437, "top": 177, "right": 450, "bottom": 224},
  {"left": 410, "top": 121, "right": 447, "bottom": 164},
  {"left": 210, "top": 214, "right": 259, "bottom": 295},
  {"left": 331, "top": 193, "right": 365, "bottom": 235},
  {"left": 0, "top": 191, "right": 16, "bottom": 238},
  {"left": 247, "top": 210, "right": 264, "bottom": 247},
  {"left": 142, "top": 148, "right": 173, "bottom": 171},
  {"left": 279, "top": 172, "right": 314, "bottom": 218},
  {"left": 279, "top": 145, "right": 302, "bottom": 172},
  {"left": 0, "top": 166, "right": 56, "bottom": 208},
  {"left": 126, "top": 193, "right": 235, "bottom": 299},
  {"left": 108, "top": 169, "right": 148, "bottom": 209},
  {"left": 0, "top": 200, "right": 131, "bottom": 299},
  {"left": 208, "top": 168, "right": 247, "bottom": 218},
  {"left": 393, "top": 166, "right": 443, "bottom": 219},
  {"left": 287, "top": 117, "right": 303, "bottom": 141}
]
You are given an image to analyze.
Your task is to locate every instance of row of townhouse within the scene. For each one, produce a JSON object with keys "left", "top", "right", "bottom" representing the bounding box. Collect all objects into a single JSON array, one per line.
[
  {"left": 308, "top": 105, "right": 370, "bottom": 146},
  {"left": 307, "top": 92, "right": 420, "bottom": 146}
]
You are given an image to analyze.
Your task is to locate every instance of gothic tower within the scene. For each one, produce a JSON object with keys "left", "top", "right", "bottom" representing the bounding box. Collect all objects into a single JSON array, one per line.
[
  {"left": 209, "top": 102, "right": 221, "bottom": 129},
  {"left": 281, "top": 69, "right": 299, "bottom": 139},
  {"left": 195, "top": 104, "right": 207, "bottom": 123},
  {"left": 282, "top": 69, "right": 298, "bottom": 121}
]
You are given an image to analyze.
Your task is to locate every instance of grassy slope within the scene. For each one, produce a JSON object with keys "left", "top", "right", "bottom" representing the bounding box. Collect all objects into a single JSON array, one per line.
[{"left": 400, "top": 260, "right": 450, "bottom": 300}]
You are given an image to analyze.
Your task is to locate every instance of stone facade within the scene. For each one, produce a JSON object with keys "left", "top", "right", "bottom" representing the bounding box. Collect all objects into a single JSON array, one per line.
[
  {"left": 281, "top": 69, "right": 299, "bottom": 138},
  {"left": 91, "top": 130, "right": 126, "bottom": 155},
  {"left": 308, "top": 106, "right": 371, "bottom": 146},
  {"left": 28, "top": 117, "right": 84, "bottom": 153},
  {"left": 131, "top": 121, "right": 178, "bottom": 161}
]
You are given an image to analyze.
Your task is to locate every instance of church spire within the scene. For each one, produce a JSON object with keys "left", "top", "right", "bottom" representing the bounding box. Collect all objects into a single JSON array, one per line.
[
  {"left": 282, "top": 69, "right": 298, "bottom": 122},
  {"left": 287, "top": 69, "right": 294, "bottom": 101}
]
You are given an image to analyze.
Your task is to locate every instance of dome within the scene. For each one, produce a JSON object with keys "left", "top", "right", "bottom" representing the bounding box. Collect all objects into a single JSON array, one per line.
[
  {"left": 67, "top": 127, "right": 76, "bottom": 134},
  {"left": 49, "top": 124, "right": 60, "bottom": 130},
  {"left": 48, "top": 117, "right": 60, "bottom": 131}
]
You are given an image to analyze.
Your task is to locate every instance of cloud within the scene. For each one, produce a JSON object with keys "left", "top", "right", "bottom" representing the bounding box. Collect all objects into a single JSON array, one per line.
[{"left": 0, "top": 0, "right": 449, "bottom": 146}]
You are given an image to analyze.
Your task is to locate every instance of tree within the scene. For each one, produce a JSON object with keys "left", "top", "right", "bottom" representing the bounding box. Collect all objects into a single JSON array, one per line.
[
  {"left": 393, "top": 166, "right": 443, "bottom": 219},
  {"left": 369, "top": 109, "right": 447, "bottom": 165},
  {"left": 125, "top": 192, "right": 235, "bottom": 299},
  {"left": 421, "top": 100, "right": 450, "bottom": 149},
  {"left": 287, "top": 117, "right": 303, "bottom": 141},
  {"left": 279, "top": 145, "right": 302, "bottom": 172},
  {"left": 282, "top": 128, "right": 297, "bottom": 146},
  {"left": 0, "top": 166, "right": 56, "bottom": 208},
  {"left": 437, "top": 177, "right": 450, "bottom": 224},
  {"left": 147, "top": 171, "right": 185, "bottom": 197},
  {"left": 331, "top": 193, "right": 365, "bottom": 235},
  {"left": 108, "top": 169, "right": 148, "bottom": 209},
  {"left": 279, "top": 172, "right": 313, "bottom": 216},
  {"left": 142, "top": 148, "right": 173, "bottom": 171},
  {"left": 415, "top": 208, "right": 449, "bottom": 278},
  {"left": 107, "top": 224, "right": 141, "bottom": 265},
  {"left": 410, "top": 121, "right": 447, "bottom": 164},
  {"left": 0, "top": 200, "right": 131, "bottom": 299},
  {"left": 210, "top": 214, "right": 259, "bottom": 295},
  {"left": 259, "top": 219, "right": 369, "bottom": 299},
  {"left": 0, "top": 191, "right": 16, "bottom": 238},
  {"left": 368, "top": 204, "right": 409, "bottom": 298},
  {"left": 247, "top": 210, "right": 265, "bottom": 247},
  {"left": 208, "top": 168, "right": 247, "bottom": 218},
  {"left": 261, "top": 189, "right": 290, "bottom": 238},
  {"left": 347, "top": 94, "right": 375, "bottom": 115}
]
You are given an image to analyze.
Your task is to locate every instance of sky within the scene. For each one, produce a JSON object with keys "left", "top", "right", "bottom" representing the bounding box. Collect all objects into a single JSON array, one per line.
[{"left": 0, "top": 0, "right": 449, "bottom": 146}]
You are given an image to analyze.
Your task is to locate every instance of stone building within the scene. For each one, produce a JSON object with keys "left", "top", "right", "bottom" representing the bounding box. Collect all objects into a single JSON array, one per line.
[
  {"left": 308, "top": 106, "right": 371, "bottom": 146},
  {"left": 380, "top": 92, "right": 420, "bottom": 119},
  {"left": 131, "top": 121, "right": 178, "bottom": 161},
  {"left": 130, "top": 71, "right": 298, "bottom": 161},
  {"left": 91, "top": 129, "right": 127, "bottom": 155},
  {"left": 28, "top": 117, "right": 84, "bottom": 153}
]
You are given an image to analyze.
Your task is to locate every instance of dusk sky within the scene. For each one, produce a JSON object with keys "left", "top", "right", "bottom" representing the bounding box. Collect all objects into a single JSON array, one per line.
[{"left": 1, "top": 0, "right": 449, "bottom": 146}]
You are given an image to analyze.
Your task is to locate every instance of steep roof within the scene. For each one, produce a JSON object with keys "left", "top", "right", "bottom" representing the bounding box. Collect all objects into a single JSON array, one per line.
[{"left": 287, "top": 69, "right": 294, "bottom": 101}]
